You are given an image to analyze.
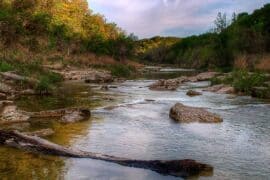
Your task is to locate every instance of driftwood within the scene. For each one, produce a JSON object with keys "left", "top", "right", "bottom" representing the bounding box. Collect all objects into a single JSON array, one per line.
[{"left": 0, "top": 130, "right": 213, "bottom": 178}]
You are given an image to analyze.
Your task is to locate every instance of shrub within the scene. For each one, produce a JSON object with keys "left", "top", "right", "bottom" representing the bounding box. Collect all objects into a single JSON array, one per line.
[
  {"left": 35, "top": 76, "right": 51, "bottom": 95},
  {"left": 232, "top": 70, "right": 266, "bottom": 94},
  {"left": 0, "top": 61, "right": 14, "bottom": 72},
  {"left": 109, "top": 64, "right": 135, "bottom": 77},
  {"left": 35, "top": 72, "right": 62, "bottom": 95}
]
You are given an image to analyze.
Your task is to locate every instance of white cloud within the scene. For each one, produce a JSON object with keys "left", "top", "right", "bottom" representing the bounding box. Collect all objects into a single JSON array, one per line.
[{"left": 90, "top": 0, "right": 270, "bottom": 38}]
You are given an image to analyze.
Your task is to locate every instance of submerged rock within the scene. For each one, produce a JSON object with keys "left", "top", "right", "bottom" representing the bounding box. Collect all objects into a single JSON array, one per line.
[
  {"left": 186, "top": 90, "right": 202, "bottom": 97},
  {"left": 60, "top": 109, "right": 91, "bottom": 123},
  {"left": 169, "top": 103, "right": 223, "bottom": 123}
]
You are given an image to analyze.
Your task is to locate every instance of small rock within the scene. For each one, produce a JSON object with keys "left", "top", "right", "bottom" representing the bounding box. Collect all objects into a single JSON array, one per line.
[
  {"left": 60, "top": 109, "right": 91, "bottom": 123},
  {"left": 101, "top": 85, "right": 109, "bottom": 91},
  {"left": 145, "top": 99, "right": 155, "bottom": 102},
  {"left": 169, "top": 103, "right": 223, "bottom": 123},
  {"left": 186, "top": 90, "right": 202, "bottom": 97}
]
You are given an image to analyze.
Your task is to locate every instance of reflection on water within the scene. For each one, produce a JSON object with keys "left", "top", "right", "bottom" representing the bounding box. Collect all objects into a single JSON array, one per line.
[{"left": 1, "top": 68, "right": 270, "bottom": 179}]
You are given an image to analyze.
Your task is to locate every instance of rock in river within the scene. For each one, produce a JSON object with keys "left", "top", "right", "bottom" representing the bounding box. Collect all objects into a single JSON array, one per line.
[
  {"left": 186, "top": 90, "right": 202, "bottom": 97},
  {"left": 169, "top": 103, "right": 223, "bottom": 123}
]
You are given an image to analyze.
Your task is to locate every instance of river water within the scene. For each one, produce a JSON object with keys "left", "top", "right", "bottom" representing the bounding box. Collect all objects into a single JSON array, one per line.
[{"left": 0, "top": 68, "right": 270, "bottom": 179}]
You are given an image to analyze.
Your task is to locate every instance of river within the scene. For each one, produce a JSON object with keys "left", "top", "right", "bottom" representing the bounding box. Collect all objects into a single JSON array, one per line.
[{"left": 0, "top": 68, "right": 270, "bottom": 179}]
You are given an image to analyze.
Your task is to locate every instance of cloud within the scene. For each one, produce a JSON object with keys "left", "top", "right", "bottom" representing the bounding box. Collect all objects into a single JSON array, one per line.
[{"left": 90, "top": 0, "right": 270, "bottom": 38}]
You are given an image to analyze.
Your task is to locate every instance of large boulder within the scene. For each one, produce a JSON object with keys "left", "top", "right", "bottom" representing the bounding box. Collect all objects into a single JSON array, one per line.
[{"left": 169, "top": 103, "right": 223, "bottom": 123}]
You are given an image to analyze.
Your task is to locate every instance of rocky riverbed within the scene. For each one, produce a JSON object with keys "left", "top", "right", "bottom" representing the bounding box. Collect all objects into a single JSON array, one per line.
[{"left": 0, "top": 67, "right": 270, "bottom": 179}]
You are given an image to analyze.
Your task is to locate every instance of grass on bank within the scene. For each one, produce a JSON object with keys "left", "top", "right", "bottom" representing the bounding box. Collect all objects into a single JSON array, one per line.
[
  {"left": 210, "top": 69, "right": 268, "bottom": 95},
  {"left": 0, "top": 59, "right": 63, "bottom": 94}
]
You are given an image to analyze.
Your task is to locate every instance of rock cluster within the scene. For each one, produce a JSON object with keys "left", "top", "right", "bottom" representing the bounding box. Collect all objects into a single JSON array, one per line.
[
  {"left": 57, "top": 69, "right": 113, "bottom": 83},
  {"left": 149, "top": 72, "right": 218, "bottom": 91}
]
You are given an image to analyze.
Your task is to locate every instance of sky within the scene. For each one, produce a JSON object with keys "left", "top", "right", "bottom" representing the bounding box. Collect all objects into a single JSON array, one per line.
[{"left": 90, "top": 0, "right": 270, "bottom": 38}]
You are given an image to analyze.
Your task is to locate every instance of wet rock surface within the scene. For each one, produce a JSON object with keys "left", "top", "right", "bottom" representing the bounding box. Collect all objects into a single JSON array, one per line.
[{"left": 169, "top": 103, "right": 223, "bottom": 123}]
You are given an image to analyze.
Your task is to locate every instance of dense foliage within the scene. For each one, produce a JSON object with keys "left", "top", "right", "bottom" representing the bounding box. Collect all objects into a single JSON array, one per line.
[
  {"left": 137, "top": 4, "right": 270, "bottom": 70},
  {"left": 0, "top": 0, "right": 135, "bottom": 59},
  {"left": 135, "top": 36, "right": 180, "bottom": 64}
]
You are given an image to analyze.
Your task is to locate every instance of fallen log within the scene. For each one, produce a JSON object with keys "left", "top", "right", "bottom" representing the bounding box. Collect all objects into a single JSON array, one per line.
[{"left": 0, "top": 130, "right": 213, "bottom": 178}]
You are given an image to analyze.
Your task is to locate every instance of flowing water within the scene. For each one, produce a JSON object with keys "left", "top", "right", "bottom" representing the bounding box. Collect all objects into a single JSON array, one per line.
[{"left": 0, "top": 68, "right": 270, "bottom": 179}]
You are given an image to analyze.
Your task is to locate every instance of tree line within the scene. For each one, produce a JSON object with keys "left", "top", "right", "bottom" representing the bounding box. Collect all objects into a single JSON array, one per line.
[
  {"left": 136, "top": 4, "right": 270, "bottom": 71},
  {"left": 0, "top": 0, "right": 136, "bottom": 60}
]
